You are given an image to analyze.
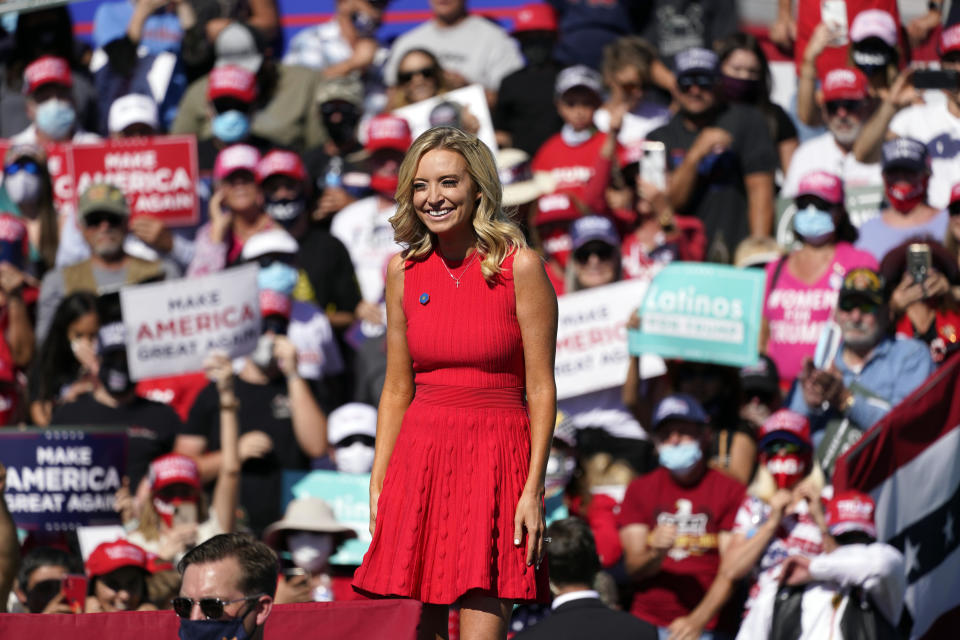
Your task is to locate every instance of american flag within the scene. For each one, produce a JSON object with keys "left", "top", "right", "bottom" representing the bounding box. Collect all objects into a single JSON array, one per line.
[{"left": 834, "top": 353, "right": 960, "bottom": 639}]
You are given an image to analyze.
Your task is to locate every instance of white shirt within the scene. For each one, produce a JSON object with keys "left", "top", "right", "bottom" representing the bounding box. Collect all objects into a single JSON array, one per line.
[
  {"left": 890, "top": 101, "right": 960, "bottom": 209},
  {"left": 781, "top": 132, "right": 883, "bottom": 201},
  {"left": 283, "top": 19, "right": 352, "bottom": 71},
  {"left": 551, "top": 589, "right": 601, "bottom": 610},
  {"left": 384, "top": 16, "right": 523, "bottom": 91},
  {"left": 594, "top": 103, "right": 671, "bottom": 145},
  {"left": 736, "top": 543, "right": 906, "bottom": 640},
  {"left": 330, "top": 195, "right": 402, "bottom": 303}
]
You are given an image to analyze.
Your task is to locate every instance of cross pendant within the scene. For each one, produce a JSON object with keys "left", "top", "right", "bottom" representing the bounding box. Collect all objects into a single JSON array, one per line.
[{"left": 455, "top": 281, "right": 459, "bottom": 288}]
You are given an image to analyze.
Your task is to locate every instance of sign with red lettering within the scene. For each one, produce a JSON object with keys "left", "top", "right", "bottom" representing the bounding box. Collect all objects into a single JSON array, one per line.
[
  {"left": 555, "top": 279, "right": 665, "bottom": 400},
  {"left": 119, "top": 263, "right": 261, "bottom": 380},
  {"left": 0, "top": 136, "right": 199, "bottom": 227}
]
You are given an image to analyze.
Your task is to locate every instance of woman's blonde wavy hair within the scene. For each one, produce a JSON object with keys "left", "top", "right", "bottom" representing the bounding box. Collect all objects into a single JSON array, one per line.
[{"left": 390, "top": 126, "right": 527, "bottom": 282}]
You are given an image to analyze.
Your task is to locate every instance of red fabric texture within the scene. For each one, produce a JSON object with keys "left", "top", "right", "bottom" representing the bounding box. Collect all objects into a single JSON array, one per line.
[
  {"left": 352, "top": 250, "right": 549, "bottom": 604},
  {"left": 0, "top": 601, "right": 421, "bottom": 638},
  {"left": 617, "top": 467, "right": 745, "bottom": 629},
  {"left": 531, "top": 132, "right": 606, "bottom": 202},
  {"left": 136, "top": 371, "right": 209, "bottom": 422},
  {"left": 794, "top": 0, "right": 902, "bottom": 77},
  {"left": 584, "top": 493, "right": 623, "bottom": 568}
]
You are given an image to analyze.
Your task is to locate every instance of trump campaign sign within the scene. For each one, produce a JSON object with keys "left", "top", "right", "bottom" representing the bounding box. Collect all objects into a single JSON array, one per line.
[
  {"left": 120, "top": 264, "right": 261, "bottom": 380},
  {"left": 0, "top": 428, "right": 126, "bottom": 531},
  {"left": 0, "top": 136, "right": 199, "bottom": 227},
  {"left": 628, "top": 263, "right": 766, "bottom": 367},
  {"left": 555, "top": 279, "right": 665, "bottom": 400}
]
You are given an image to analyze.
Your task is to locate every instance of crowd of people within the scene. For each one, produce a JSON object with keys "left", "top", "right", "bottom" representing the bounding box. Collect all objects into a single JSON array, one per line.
[{"left": 1, "top": 0, "right": 959, "bottom": 637}]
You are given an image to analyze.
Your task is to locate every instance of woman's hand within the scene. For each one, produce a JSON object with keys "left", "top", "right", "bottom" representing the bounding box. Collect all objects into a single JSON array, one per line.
[
  {"left": 203, "top": 350, "right": 233, "bottom": 394},
  {"left": 368, "top": 484, "right": 381, "bottom": 536},
  {"left": 804, "top": 22, "right": 833, "bottom": 65},
  {"left": 157, "top": 523, "right": 199, "bottom": 561},
  {"left": 208, "top": 190, "right": 232, "bottom": 244},
  {"left": 514, "top": 487, "right": 546, "bottom": 569},
  {"left": 273, "top": 336, "right": 299, "bottom": 379},
  {"left": 113, "top": 476, "right": 140, "bottom": 525}
]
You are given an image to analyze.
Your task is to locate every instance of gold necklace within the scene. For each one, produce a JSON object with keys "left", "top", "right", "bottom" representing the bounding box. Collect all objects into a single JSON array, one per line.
[{"left": 440, "top": 250, "right": 479, "bottom": 288}]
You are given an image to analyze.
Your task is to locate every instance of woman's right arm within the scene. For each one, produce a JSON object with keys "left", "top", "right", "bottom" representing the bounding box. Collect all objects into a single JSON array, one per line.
[{"left": 369, "top": 254, "right": 415, "bottom": 534}]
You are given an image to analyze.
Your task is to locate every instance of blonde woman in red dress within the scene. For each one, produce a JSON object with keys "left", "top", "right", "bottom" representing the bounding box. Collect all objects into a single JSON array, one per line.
[{"left": 352, "top": 126, "right": 558, "bottom": 640}]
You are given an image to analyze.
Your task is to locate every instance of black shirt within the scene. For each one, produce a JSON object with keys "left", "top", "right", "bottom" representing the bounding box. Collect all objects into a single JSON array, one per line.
[
  {"left": 494, "top": 66, "right": 564, "bottom": 157},
  {"left": 296, "top": 225, "right": 362, "bottom": 318},
  {"left": 185, "top": 378, "right": 311, "bottom": 535},
  {"left": 50, "top": 394, "right": 182, "bottom": 489},
  {"left": 649, "top": 102, "right": 777, "bottom": 261}
]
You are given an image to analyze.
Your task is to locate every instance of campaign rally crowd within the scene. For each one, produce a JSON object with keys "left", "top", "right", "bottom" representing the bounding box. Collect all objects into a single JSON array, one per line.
[{"left": 0, "top": 0, "right": 959, "bottom": 637}]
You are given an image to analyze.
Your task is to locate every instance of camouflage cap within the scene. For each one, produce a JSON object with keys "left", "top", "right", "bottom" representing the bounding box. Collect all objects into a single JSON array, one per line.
[{"left": 78, "top": 183, "right": 129, "bottom": 220}]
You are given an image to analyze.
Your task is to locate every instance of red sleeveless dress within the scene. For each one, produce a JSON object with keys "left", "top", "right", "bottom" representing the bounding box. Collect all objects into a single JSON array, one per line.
[{"left": 352, "top": 249, "right": 549, "bottom": 605}]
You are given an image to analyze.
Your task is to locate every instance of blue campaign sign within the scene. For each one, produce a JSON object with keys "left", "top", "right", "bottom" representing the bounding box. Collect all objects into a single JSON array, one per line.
[
  {"left": 628, "top": 263, "right": 767, "bottom": 368},
  {"left": 293, "top": 470, "right": 371, "bottom": 566},
  {"left": 0, "top": 428, "right": 126, "bottom": 531}
]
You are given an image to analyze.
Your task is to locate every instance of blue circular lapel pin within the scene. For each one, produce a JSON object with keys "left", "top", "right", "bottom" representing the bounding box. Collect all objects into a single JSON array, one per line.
[{"left": 419, "top": 293, "right": 430, "bottom": 305}]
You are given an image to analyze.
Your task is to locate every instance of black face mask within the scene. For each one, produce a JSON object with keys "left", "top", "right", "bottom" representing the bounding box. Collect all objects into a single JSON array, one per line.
[
  {"left": 852, "top": 42, "right": 893, "bottom": 77},
  {"left": 719, "top": 74, "right": 761, "bottom": 103},
  {"left": 99, "top": 351, "right": 135, "bottom": 397},
  {"left": 322, "top": 110, "right": 360, "bottom": 147},
  {"left": 265, "top": 195, "right": 306, "bottom": 226},
  {"left": 521, "top": 36, "right": 555, "bottom": 67}
]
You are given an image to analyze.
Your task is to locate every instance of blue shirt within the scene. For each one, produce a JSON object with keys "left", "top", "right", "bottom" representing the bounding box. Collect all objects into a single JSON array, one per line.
[
  {"left": 93, "top": 1, "right": 182, "bottom": 55},
  {"left": 789, "top": 335, "right": 935, "bottom": 429}
]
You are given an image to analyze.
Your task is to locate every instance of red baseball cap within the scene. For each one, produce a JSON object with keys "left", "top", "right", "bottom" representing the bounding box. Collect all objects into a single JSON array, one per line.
[
  {"left": 758, "top": 409, "right": 812, "bottom": 448},
  {"left": 826, "top": 490, "right": 877, "bottom": 537},
  {"left": 213, "top": 144, "right": 262, "bottom": 181},
  {"left": 149, "top": 453, "right": 201, "bottom": 491},
  {"left": 23, "top": 56, "right": 72, "bottom": 95},
  {"left": 796, "top": 171, "right": 844, "bottom": 205},
  {"left": 821, "top": 67, "right": 868, "bottom": 102},
  {"left": 513, "top": 3, "right": 557, "bottom": 33},
  {"left": 534, "top": 192, "right": 582, "bottom": 226},
  {"left": 207, "top": 65, "right": 258, "bottom": 103},
  {"left": 941, "top": 24, "right": 960, "bottom": 56},
  {"left": 257, "top": 150, "right": 306, "bottom": 183},
  {"left": 365, "top": 115, "right": 412, "bottom": 153},
  {"left": 86, "top": 540, "right": 149, "bottom": 578},
  {"left": 950, "top": 182, "right": 960, "bottom": 206}
]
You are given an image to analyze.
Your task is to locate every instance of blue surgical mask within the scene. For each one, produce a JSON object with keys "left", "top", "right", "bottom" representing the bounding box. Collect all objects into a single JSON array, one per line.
[
  {"left": 212, "top": 110, "right": 250, "bottom": 143},
  {"left": 658, "top": 441, "right": 703, "bottom": 474},
  {"left": 793, "top": 204, "right": 836, "bottom": 245},
  {"left": 178, "top": 618, "right": 250, "bottom": 640},
  {"left": 258, "top": 262, "right": 299, "bottom": 295},
  {"left": 35, "top": 99, "right": 76, "bottom": 140}
]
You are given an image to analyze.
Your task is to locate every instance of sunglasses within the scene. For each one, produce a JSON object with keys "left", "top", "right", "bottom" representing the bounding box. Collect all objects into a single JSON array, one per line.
[
  {"left": 253, "top": 254, "right": 296, "bottom": 269},
  {"left": 4, "top": 159, "right": 40, "bottom": 175},
  {"left": 677, "top": 74, "right": 715, "bottom": 92},
  {"left": 763, "top": 441, "right": 803, "bottom": 456},
  {"left": 155, "top": 484, "right": 196, "bottom": 501},
  {"left": 573, "top": 243, "right": 615, "bottom": 263},
  {"left": 212, "top": 97, "right": 250, "bottom": 115},
  {"left": 825, "top": 99, "right": 864, "bottom": 115},
  {"left": 172, "top": 594, "right": 263, "bottom": 620},
  {"left": 397, "top": 66, "right": 439, "bottom": 84},
  {"left": 949, "top": 203, "right": 960, "bottom": 217},
  {"left": 838, "top": 297, "right": 879, "bottom": 314},
  {"left": 100, "top": 571, "right": 145, "bottom": 595},
  {"left": 84, "top": 211, "right": 125, "bottom": 228},
  {"left": 336, "top": 434, "right": 376, "bottom": 448}
]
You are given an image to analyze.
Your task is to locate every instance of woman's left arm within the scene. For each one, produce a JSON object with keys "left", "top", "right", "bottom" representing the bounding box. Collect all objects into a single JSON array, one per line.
[{"left": 513, "top": 247, "right": 558, "bottom": 568}]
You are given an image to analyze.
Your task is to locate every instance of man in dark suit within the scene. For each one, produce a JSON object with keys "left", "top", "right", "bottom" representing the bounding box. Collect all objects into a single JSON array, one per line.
[{"left": 514, "top": 518, "right": 657, "bottom": 640}]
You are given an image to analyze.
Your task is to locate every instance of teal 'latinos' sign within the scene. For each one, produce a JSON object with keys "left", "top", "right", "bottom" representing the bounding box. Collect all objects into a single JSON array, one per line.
[
  {"left": 292, "top": 470, "right": 371, "bottom": 566},
  {"left": 628, "top": 263, "right": 766, "bottom": 367}
]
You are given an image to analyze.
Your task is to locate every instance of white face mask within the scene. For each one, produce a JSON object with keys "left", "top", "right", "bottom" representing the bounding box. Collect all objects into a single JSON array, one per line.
[
  {"left": 288, "top": 532, "right": 334, "bottom": 573},
  {"left": 335, "top": 442, "right": 375, "bottom": 474},
  {"left": 3, "top": 171, "right": 41, "bottom": 205}
]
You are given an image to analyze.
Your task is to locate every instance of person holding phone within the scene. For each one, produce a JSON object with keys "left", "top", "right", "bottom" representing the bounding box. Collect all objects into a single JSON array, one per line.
[
  {"left": 881, "top": 238, "right": 960, "bottom": 363},
  {"left": 13, "top": 546, "right": 84, "bottom": 614},
  {"left": 125, "top": 351, "right": 241, "bottom": 562},
  {"left": 853, "top": 25, "right": 960, "bottom": 209},
  {"left": 85, "top": 539, "right": 157, "bottom": 612}
]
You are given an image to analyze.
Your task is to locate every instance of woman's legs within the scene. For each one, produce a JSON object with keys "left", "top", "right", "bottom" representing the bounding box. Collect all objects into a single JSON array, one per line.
[
  {"left": 419, "top": 603, "right": 450, "bottom": 640},
  {"left": 458, "top": 592, "right": 512, "bottom": 640}
]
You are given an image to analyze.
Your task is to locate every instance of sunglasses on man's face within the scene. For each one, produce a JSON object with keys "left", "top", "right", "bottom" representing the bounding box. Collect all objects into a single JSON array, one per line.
[
  {"left": 763, "top": 441, "right": 803, "bottom": 456},
  {"left": 573, "top": 243, "right": 615, "bottom": 263},
  {"left": 838, "top": 297, "right": 878, "bottom": 314},
  {"left": 949, "top": 202, "right": 960, "bottom": 217},
  {"left": 84, "top": 211, "right": 124, "bottom": 228},
  {"left": 172, "top": 595, "right": 262, "bottom": 620},
  {"left": 397, "top": 66, "right": 439, "bottom": 84},
  {"left": 825, "top": 99, "right": 864, "bottom": 116},
  {"left": 677, "top": 74, "right": 715, "bottom": 93},
  {"left": 4, "top": 159, "right": 40, "bottom": 175}
]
